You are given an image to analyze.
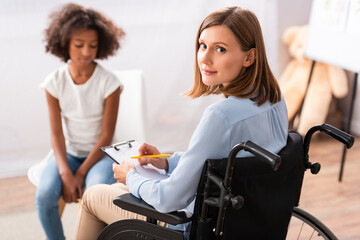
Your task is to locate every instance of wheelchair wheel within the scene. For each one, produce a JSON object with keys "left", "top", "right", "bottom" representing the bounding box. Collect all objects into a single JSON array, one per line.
[{"left": 287, "top": 207, "right": 338, "bottom": 240}]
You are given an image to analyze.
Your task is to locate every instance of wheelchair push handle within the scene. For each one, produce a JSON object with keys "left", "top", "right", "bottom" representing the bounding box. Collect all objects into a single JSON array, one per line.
[
  {"left": 230, "top": 141, "right": 281, "bottom": 171},
  {"left": 304, "top": 123, "right": 354, "bottom": 154},
  {"left": 245, "top": 141, "right": 281, "bottom": 171},
  {"left": 302, "top": 123, "right": 354, "bottom": 175},
  {"left": 320, "top": 123, "right": 354, "bottom": 149}
]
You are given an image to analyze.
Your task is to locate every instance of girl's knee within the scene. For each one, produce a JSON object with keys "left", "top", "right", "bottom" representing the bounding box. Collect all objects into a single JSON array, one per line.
[
  {"left": 85, "top": 174, "right": 116, "bottom": 189},
  {"left": 36, "top": 189, "right": 59, "bottom": 210},
  {"left": 86, "top": 157, "right": 114, "bottom": 187}
]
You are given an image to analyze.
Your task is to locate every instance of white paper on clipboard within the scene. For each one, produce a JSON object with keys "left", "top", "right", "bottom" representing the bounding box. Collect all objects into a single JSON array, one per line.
[{"left": 101, "top": 140, "right": 169, "bottom": 180}]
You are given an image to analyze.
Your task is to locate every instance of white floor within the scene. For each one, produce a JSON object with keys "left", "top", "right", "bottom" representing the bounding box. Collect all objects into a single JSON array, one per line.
[{"left": 0, "top": 203, "right": 78, "bottom": 239}]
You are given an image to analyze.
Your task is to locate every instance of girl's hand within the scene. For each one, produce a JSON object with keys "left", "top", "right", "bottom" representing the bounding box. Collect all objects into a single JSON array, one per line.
[
  {"left": 113, "top": 161, "right": 136, "bottom": 184},
  {"left": 74, "top": 171, "right": 86, "bottom": 198},
  {"left": 138, "top": 143, "right": 169, "bottom": 170},
  {"left": 60, "top": 172, "right": 82, "bottom": 203}
]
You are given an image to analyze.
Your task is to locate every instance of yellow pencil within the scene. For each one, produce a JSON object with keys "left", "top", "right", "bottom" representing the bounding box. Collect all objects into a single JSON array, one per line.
[{"left": 130, "top": 154, "right": 171, "bottom": 159}]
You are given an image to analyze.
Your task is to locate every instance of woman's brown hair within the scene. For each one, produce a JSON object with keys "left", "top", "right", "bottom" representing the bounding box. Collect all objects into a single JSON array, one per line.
[
  {"left": 44, "top": 3, "right": 125, "bottom": 62},
  {"left": 186, "top": 6, "right": 281, "bottom": 106}
]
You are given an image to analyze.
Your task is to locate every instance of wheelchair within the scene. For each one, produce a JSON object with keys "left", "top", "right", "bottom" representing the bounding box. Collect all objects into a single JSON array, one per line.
[{"left": 98, "top": 123, "right": 354, "bottom": 240}]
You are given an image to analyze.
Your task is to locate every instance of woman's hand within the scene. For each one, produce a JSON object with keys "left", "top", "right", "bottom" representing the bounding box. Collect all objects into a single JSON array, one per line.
[
  {"left": 137, "top": 143, "right": 169, "bottom": 170},
  {"left": 113, "top": 162, "right": 136, "bottom": 184},
  {"left": 60, "top": 172, "right": 82, "bottom": 203}
]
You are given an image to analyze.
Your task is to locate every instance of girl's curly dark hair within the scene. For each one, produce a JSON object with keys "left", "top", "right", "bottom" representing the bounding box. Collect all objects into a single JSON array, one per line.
[{"left": 44, "top": 3, "right": 125, "bottom": 62}]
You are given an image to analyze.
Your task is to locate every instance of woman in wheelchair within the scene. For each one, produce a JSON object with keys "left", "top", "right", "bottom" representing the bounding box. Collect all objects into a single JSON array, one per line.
[{"left": 74, "top": 6, "right": 288, "bottom": 240}]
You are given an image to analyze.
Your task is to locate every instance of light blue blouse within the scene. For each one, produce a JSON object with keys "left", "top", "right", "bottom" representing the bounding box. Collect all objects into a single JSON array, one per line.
[{"left": 126, "top": 95, "right": 288, "bottom": 235}]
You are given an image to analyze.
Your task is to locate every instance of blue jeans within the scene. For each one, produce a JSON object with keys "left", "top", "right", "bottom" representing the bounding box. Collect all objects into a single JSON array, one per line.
[{"left": 35, "top": 152, "right": 116, "bottom": 240}]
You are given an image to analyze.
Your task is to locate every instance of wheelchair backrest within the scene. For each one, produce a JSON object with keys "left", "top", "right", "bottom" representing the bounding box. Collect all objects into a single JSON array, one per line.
[{"left": 190, "top": 130, "right": 305, "bottom": 240}]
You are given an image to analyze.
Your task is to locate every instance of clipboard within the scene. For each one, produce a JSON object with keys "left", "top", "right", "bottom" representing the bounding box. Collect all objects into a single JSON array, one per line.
[{"left": 100, "top": 140, "right": 169, "bottom": 180}]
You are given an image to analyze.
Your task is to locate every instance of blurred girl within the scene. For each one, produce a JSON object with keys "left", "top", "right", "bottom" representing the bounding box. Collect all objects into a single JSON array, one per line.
[{"left": 36, "top": 3, "right": 125, "bottom": 240}]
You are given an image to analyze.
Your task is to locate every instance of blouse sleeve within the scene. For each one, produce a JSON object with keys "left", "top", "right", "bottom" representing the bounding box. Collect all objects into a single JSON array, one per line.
[
  {"left": 126, "top": 106, "right": 231, "bottom": 213},
  {"left": 166, "top": 152, "right": 183, "bottom": 174}
]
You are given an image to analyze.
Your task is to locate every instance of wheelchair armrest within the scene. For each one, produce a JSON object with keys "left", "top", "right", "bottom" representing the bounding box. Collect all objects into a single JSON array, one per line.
[{"left": 113, "top": 193, "right": 193, "bottom": 225}]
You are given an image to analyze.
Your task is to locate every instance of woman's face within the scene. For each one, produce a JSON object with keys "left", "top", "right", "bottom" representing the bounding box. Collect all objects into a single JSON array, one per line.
[
  {"left": 197, "top": 25, "right": 249, "bottom": 87},
  {"left": 68, "top": 29, "right": 98, "bottom": 66}
]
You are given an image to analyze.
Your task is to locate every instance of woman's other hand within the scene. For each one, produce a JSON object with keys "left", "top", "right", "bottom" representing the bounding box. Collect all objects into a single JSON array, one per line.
[
  {"left": 113, "top": 161, "right": 135, "bottom": 184},
  {"left": 137, "top": 143, "right": 169, "bottom": 170}
]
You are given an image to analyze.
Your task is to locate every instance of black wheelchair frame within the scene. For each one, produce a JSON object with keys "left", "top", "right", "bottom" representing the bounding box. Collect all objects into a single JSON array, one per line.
[{"left": 98, "top": 123, "right": 354, "bottom": 240}]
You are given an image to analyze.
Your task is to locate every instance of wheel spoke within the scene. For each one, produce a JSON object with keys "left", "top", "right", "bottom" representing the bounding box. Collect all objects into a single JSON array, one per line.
[
  {"left": 287, "top": 207, "right": 338, "bottom": 240},
  {"left": 297, "top": 222, "right": 304, "bottom": 240},
  {"left": 310, "top": 229, "right": 315, "bottom": 239}
]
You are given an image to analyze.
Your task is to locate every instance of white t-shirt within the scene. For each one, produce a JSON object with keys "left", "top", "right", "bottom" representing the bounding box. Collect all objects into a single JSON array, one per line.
[{"left": 40, "top": 63, "right": 122, "bottom": 157}]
